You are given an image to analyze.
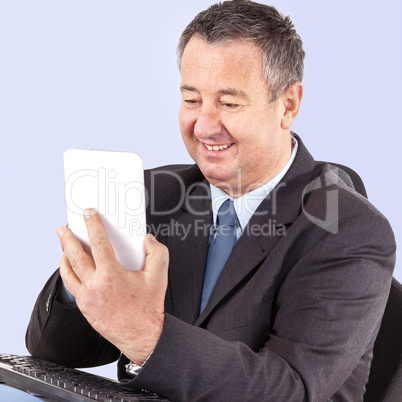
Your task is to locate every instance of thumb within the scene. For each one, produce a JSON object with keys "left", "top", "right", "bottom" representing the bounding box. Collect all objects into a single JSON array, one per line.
[{"left": 143, "top": 234, "right": 169, "bottom": 279}]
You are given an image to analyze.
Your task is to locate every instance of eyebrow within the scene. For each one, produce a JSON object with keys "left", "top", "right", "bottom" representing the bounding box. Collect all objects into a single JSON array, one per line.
[
  {"left": 180, "top": 85, "right": 198, "bottom": 93},
  {"left": 180, "top": 85, "right": 250, "bottom": 100},
  {"left": 218, "top": 88, "right": 249, "bottom": 100}
]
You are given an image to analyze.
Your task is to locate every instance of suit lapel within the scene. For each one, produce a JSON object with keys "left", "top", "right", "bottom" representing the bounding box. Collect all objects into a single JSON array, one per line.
[
  {"left": 166, "top": 178, "right": 212, "bottom": 325},
  {"left": 194, "top": 135, "right": 317, "bottom": 326}
]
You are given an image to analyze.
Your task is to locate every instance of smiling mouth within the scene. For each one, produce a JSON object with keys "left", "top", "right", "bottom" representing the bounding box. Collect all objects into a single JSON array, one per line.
[{"left": 204, "top": 143, "right": 233, "bottom": 151}]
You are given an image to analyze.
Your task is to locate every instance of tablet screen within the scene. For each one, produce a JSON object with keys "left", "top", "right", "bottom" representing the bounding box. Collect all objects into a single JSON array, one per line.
[{"left": 64, "top": 148, "right": 146, "bottom": 271}]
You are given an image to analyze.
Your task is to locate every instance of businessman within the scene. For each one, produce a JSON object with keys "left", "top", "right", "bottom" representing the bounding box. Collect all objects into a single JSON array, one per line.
[{"left": 26, "top": 1, "right": 396, "bottom": 401}]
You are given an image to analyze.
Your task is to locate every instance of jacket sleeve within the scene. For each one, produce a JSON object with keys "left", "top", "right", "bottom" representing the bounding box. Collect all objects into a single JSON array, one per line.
[
  {"left": 121, "top": 195, "right": 396, "bottom": 402},
  {"left": 25, "top": 269, "right": 120, "bottom": 368}
]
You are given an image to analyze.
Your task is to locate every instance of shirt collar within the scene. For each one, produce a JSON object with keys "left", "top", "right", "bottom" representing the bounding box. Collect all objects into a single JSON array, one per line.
[{"left": 209, "top": 136, "right": 299, "bottom": 231}]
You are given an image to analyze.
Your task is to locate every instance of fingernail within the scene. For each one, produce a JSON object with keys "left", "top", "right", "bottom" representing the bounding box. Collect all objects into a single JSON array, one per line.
[
  {"left": 57, "top": 227, "right": 66, "bottom": 240},
  {"left": 84, "top": 208, "right": 96, "bottom": 220},
  {"left": 146, "top": 233, "right": 156, "bottom": 241}
]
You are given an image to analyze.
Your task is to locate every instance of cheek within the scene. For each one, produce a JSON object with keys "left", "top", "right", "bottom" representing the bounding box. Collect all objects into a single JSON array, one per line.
[
  {"left": 178, "top": 107, "right": 196, "bottom": 138},
  {"left": 222, "top": 117, "right": 254, "bottom": 144},
  {"left": 178, "top": 110, "right": 198, "bottom": 157}
]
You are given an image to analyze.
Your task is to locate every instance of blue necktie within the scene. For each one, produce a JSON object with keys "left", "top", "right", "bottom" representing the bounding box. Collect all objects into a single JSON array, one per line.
[{"left": 200, "top": 199, "right": 239, "bottom": 313}]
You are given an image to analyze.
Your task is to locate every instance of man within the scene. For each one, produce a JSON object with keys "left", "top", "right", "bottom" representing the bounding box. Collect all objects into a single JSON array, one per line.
[{"left": 26, "top": 1, "right": 396, "bottom": 401}]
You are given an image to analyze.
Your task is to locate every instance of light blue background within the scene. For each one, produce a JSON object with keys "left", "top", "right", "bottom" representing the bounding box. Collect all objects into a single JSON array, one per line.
[{"left": 1, "top": 0, "right": 400, "bottom": 381}]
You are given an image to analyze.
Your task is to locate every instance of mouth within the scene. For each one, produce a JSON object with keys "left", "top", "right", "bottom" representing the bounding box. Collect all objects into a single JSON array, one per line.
[{"left": 203, "top": 143, "right": 233, "bottom": 151}]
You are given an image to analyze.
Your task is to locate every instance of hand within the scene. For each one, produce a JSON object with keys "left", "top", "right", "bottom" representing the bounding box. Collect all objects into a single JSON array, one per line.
[{"left": 57, "top": 208, "right": 168, "bottom": 365}]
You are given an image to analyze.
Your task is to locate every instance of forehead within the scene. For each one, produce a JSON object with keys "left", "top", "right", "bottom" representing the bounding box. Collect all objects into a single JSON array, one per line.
[{"left": 180, "top": 35, "right": 267, "bottom": 93}]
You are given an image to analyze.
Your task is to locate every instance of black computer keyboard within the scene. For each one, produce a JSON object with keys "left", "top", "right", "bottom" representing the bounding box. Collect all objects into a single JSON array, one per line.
[{"left": 0, "top": 354, "right": 169, "bottom": 401}]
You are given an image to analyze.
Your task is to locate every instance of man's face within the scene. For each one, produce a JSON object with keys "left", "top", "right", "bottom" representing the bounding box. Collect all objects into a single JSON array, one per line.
[{"left": 179, "top": 35, "right": 292, "bottom": 197}]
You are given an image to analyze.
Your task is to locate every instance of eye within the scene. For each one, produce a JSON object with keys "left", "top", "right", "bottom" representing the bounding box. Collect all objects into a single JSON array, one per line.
[
  {"left": 183, "top": 99, "right": 200, "bottom": 107},
  {"left": 222, "top": 102, "right": 239, "bottom": 110}
]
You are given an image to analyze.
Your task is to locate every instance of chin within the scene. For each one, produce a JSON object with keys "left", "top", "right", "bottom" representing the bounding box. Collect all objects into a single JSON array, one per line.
[
  {"left": 194, "top": 155, "right": 237, "bottom": 182},
  {"left": 204, "top": 171, "right": 238, "bottom": 191}
]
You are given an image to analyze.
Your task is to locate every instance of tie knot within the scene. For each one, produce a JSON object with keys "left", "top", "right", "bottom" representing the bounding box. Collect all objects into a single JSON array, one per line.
[{"left": 217, "top": 199, "right": 238, "bottom": 227}]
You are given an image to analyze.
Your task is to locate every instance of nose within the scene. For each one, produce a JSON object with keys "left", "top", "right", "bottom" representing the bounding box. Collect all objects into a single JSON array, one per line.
[{"left": 194, "top": 107, "right": 222, "bottom": 139}]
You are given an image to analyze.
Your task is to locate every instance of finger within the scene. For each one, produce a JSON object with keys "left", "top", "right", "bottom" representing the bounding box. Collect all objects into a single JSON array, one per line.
[
  {"left": 143, "top": 234, "right": 169, "bottom": 279},
  {"left": 59, "top": 253, "right": 81, "bottom": 297},
  {"left": 57, "top": 226, "right": 95, "bottom": 283},
  {"left": 83, "top": 209, "right": 117, "bottom": 268}
]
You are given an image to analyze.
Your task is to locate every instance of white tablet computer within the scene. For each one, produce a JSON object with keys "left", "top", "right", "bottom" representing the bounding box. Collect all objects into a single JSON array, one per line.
[{"left": 64, "top": 148, "right": 146, "bottom": 271}]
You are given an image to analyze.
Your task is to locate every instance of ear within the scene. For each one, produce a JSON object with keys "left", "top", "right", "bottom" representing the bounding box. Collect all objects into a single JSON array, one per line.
[{"left": 280, "top": 82, "right": 303, "bottom": 130}]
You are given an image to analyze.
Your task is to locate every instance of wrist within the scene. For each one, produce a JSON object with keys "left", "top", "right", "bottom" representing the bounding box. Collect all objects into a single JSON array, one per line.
[
  {"left": 126, "top": 311, "right": 165, "bottom": 366},
  {"left": 125, "top": 312, "right": 164, "bottom": 378}
]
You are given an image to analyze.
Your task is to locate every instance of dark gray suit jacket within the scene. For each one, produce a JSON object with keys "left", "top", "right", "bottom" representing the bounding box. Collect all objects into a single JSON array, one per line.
[{"left": 26, "top": 136, "right": 396, "bottom": 401}]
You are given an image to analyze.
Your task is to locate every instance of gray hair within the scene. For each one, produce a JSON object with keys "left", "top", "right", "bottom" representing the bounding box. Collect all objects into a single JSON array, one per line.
[{"left": 177, "top": 0, "right": 305, "bottom": 102}]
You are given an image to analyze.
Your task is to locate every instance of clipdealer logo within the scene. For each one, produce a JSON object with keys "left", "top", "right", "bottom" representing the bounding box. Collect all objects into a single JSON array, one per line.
[
  {"left": 64, "top": 167, "right": 343, "bottom": 236},
  {"left": 301, "top": 168, "right": 340, "bottom": 234}
]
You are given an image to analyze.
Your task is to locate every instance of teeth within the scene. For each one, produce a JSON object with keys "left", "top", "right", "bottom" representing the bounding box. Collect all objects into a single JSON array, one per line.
[{"left": 205, "top": 143, "right": 232, "bottom": 151}]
